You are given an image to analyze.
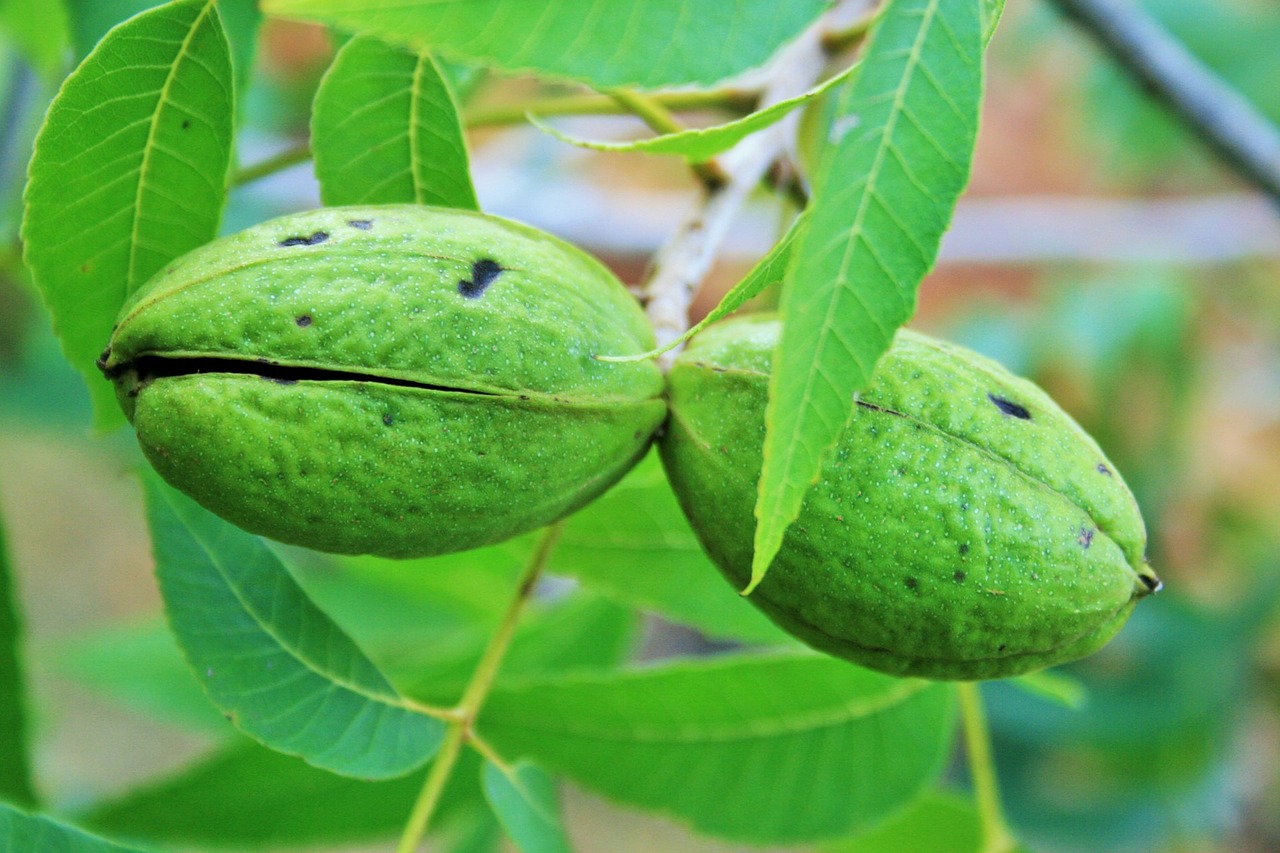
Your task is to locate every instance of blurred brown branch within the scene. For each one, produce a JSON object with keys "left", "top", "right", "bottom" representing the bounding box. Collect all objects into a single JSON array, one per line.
[
  {"left": 1048, "top": 0, "right": 1280, "bottom": 209},
  {"left": 639, "top": 1, "right": 875, "bottom": 357}
]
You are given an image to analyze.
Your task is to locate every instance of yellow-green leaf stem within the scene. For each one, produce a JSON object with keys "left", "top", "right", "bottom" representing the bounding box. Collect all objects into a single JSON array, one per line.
[
  {"left": 397, "top": 523, "right": 564, "bottom": 853},
  {"left": 958, "top": 683, "right": 1018, "bottom": 853}
]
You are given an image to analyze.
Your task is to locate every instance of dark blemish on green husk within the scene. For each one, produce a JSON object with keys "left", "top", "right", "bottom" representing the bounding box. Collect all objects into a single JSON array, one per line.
[
  {"left": 856, "top": 400, "right": 907, "bottom": 417},
  {"left": 347, "top": 219, "right": 373, "bottom": 230},
  {"left": 1077, "top": 527, "right": 1095, "bottom": 548},
  {"left": 458, "top": 258, "right": 504, "bottom": 298},
  {"left": 296, "top": 315, "right": 312, "bottom": 327},
  {"left": 904, "top": 577, "right": 919, "bottom": 592},
  {"left": 959, "top": 543, "right": 969, "bottom": 555},
  {"left": 382, "top": 413, "right": 394, "bottom": 426},
  {"left": 279, "top": 231, "right": 329, "bottom": 247},
  {"left": 954, "top": 571, "right": 966, "bottom": 583},
  {"left": 1097, "top": 463, "right": 1112, "bottom": 475},
  {"left": 988, "top": 393, "right": 1031, "bottom": 420}
]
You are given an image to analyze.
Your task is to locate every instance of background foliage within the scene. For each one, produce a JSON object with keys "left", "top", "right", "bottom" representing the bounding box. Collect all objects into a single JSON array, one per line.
[{"left": 0, "top": 0, "right": 1278, "bottom": 851}]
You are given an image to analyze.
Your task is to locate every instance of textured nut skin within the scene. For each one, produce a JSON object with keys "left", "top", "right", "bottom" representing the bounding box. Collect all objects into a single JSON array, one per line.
[
  {"left": 660, "top": 315, "right": 1159, "bottom": 680},
  {"left": 101, "top": 205, "right": 665, "bottom": 557}
]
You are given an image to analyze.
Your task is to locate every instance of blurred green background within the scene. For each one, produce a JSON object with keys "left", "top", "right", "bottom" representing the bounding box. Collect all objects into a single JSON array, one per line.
[{"left": 1, "top": 0, "right": 1278, "bottom": 851}]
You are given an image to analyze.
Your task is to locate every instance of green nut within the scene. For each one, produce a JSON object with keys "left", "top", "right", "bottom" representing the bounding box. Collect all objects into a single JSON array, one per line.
[
  {"left": 100, "top": 205, "right": 665, "bottom": 557},
  {"left": 660, "top": 315, "right": 1160, "bottom": 680}
]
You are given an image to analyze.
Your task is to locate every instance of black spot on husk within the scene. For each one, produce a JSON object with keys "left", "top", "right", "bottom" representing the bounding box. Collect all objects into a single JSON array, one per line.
[
  {"left": 279, "top": 231, "right": 329, "bottom": 247},
  {"left": 988, "top": 393, "right": 1031, "bottom": 420},
  {"left": 458, "top": 258, "right": 504, "bottom": 298}
]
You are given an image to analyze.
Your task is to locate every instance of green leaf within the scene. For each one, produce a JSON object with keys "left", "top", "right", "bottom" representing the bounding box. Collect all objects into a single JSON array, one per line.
[
  {"left": 315, "top": 544, "right": 528, "bottom": 650},
  {"left": 142, "top": 472, "right": 444, "bottom": 779},
  {"left": 0, "top": 804, "right": 143, "bottom": 853},
  {"left": 83, "top": 739, "right": 485, "bottom": 847},
  {"left": 750, "top": 0, "right": 984, "bottom": 591},
  {"left": 399, "top": 594, "right": 636, "bottom": 704},
  {"left": 0, "top": 509, "right": 36, "bottom": 807},
  {"left": 481, "top": 760, "right": 571, "bottom": 853},
  {"left": 294, "top": 549, "right": 631, "bottom": 695},
  {"left": 262, "top": 0, "right": 829, "bottom": 89},
  {"left": 552, "top": 453, "right": 789, "bottom": 645},
  {"left": 984, "top": 595, "right": 1255, "bottom": 850},
  {"left": 533, "top": 65, "right": 857, "bottom": 163},
  {"left": 49, "top": 619, "right": 232, "bottom": 733},
  {"left": 478, "top": 653, "right": 956, "bottom": 843},
  {"left": 982, "top": 0, "right": 1005, "bottom": 44},
  {"left": 1007, "top": 670, "right": 1086, "bottom": 710},
  {"left": 23, "top": 0, "right": 235, "bottom": 429},
  {"left": 820, "top": 791, "right": 982, "bottom": 853},
  {"left": 489, "top": 595, "right": 634, "bottom": 682},
  {"left": 312, "top": 34, "right": 477, "bottom": 208}
]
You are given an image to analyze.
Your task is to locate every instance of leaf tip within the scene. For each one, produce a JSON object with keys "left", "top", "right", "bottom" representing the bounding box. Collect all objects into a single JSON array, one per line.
[{"left": 741, "top": 544, "right": 779, "bottom": 597}]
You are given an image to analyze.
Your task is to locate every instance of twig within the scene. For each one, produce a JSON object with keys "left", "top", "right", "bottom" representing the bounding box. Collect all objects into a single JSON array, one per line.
[
  {"left": 958, "top": 683, "right": 1018, "bottom": 853},
  {"left": 467, "top": 88, "right": 757, "bottom": 128},
  {"left": 641, "top": 8, "right": 854, "bottom": 359},
  {"left": 230, "top": 142, "right": 310, "bottom": 187},
  {"left": 229, "top": 90, "right": 759, "bottom": 189},
  {"left": 1048, "top": 0, "right": 1280, "bottom": 208},
  {"left": 395, "top": 522, "right": 564, "bottom": 853}
]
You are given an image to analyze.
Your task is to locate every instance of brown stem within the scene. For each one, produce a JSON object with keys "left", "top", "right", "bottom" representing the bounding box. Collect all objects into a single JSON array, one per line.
[{"left": 1048, "top": 0, "right": 1280, "bottom": 208}]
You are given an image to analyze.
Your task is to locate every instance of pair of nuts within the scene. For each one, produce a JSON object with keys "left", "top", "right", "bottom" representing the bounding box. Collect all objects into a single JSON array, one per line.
[{"left": 100, "top": 205, "right": 1158, "bottom": 679}]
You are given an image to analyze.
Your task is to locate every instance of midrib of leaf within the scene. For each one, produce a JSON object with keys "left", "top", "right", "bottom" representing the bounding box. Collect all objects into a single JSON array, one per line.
[
  {"left": 490, "top": 666, "right": 934, "bottom": 743},
  {"left": 753, "top": 0, "right": 959, "bottom": 592},
  {"left": 798, "top": 0, "right": 948, "bottom": 392},
  {"left": 409, "top": 50, "right": 427, "bottom": 204},
  {"left": 126, "top": 0, "right": 217, "bottom": 294},
  {"left": 161, "top": 488, "right": 408, "bottom": 710}
]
